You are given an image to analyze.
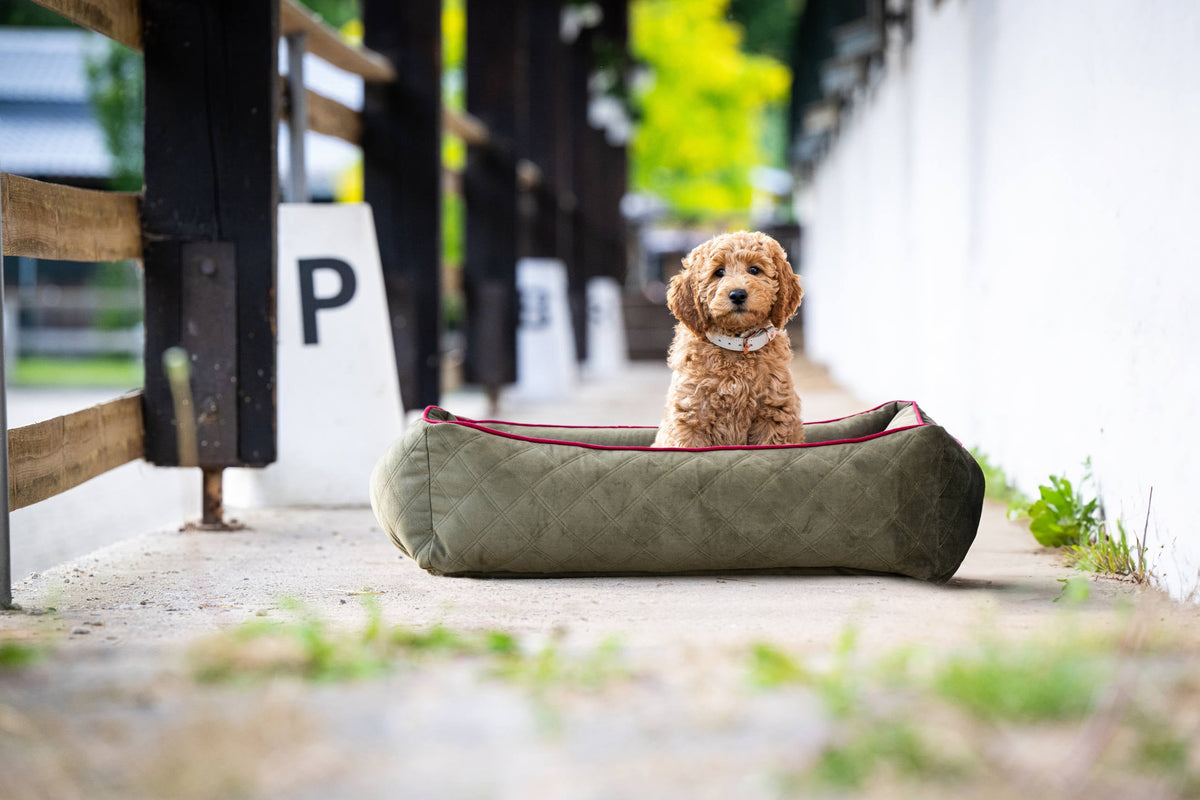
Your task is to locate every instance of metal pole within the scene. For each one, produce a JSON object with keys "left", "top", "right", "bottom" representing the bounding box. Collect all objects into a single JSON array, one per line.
[
  {"left": 0, "top": 200, "right": 12, "bottom": 609},
  {"left": 201, "top": 467, "right": 224, "bottom": 526},
  {"left": 285, "top": 31, "right": 308, "bottom": 203}
]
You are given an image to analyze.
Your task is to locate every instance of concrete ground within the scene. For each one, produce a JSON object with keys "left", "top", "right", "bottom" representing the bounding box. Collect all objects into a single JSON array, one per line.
[{"left": 1, "top": 358, "right": 1198, "bottom": 799}]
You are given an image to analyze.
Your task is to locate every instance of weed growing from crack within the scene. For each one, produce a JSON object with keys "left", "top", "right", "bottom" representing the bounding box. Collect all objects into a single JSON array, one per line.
[
  {"left": 1016, "top": 461, "right": 1151, "bottom": 583},
  {"left": 1063, "top": 519, "right": 1149, "bottom": 582},
  {"left": 1027, "top": 473, "right": 1100, "bottom": 547}
]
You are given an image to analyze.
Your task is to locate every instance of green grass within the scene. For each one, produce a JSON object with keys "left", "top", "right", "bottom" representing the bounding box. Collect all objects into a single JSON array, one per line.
[
  {"left": 970, "top": 448, "right": 1031, "bottom": 516},
  {"left": 1064, "top": 519, "right": 1150, "bottom": 583},
  {"left": 748, "top": 641, "right": 808, "bottom": 688},
  {"left": 748, "top": 628, "right": 863, "bottom": 717},
  {"left": 492, "top": 636, "right": 628, "bottom": 695},
  {"left": 931, "top": 638, "right": 1113, "bottom": 721},
  {"left": 191, "top": 599, "right": 628, "bottom": 695},
  {"left": 808, "top": 720, "right": 953, "bottom": 791},
  {"left": 752, "top": 625, "right": 1195, "bottom": 796},
  {"left": 1018, "top": 464, "right": 1151, "bottom": 583},
  {"left": 0, "top": 638, "right": 45, "bottom": 670},
  {"left": 750, "top": 629, "right": 1119, "bottom": 726},
  {"left": 191, "top": 600, "right": 508, "bottom": 684},
  {"left": 13, "top": 356, "right": 143, "bottom": 388}
]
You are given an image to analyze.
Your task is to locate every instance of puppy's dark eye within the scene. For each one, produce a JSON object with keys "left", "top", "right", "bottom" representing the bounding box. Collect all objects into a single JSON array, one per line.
[
  {"left": 714, "top": 268, "right": 725, "bottom": 278},
  {"left": 748, "top": 266, "right": 761, "bottom": 275}
]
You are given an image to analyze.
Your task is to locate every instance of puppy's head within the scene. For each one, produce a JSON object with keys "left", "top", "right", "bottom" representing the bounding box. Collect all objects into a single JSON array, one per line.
[{"left": 666, "top": 231, "right": 802, "bottom": 337}]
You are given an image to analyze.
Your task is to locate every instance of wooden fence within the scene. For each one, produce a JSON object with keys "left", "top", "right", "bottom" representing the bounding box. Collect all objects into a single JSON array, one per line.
[{"left": 0, "top": 0, "right": 630, "bottom": 606}]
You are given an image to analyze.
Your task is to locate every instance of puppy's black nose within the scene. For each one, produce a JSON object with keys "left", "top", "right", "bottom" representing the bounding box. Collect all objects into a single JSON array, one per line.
[{"left": 729, "top": 288, "right": 748, "bottom": 306}]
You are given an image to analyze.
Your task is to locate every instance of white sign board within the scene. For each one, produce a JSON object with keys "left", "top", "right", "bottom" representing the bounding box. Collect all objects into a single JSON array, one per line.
[
  {"left": 225, "top": 203, "right": 404, "bottom": 507},
  {"left": 584, "top": 276, "right": 628, "bottom": 378},
  {"left": 514, "top": 257, "right": 577, "bottom": 400}
]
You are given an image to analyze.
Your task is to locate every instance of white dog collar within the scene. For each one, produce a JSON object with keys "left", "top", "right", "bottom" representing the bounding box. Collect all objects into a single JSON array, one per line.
[{"left": 705, "top": 325, "right": 778, "bottom": 354}]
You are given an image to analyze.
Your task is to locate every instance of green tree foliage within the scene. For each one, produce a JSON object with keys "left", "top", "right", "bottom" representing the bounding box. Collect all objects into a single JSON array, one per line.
[
  {"left": 85, "top": 41, "right": 143, "bottom": 192},
  {"left": 1, "top": 0, "right": 146, "bottom": 192},
  {"left": 0, "top": 0, "right": 75, "bottom": 26},
  {"left": 631, "top": 0, "right": 791, "bottom": 221},
  {"left": 299, "top": 0, "right": 359, "bottom": 29},
  {"left": 728, "top": 0, "right": 804, "bottom": 63}
]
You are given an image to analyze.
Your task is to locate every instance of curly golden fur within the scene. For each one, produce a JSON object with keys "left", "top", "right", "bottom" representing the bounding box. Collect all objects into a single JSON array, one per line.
[{"left": 652, "top": 231, "right": 805, "bottom": 448}]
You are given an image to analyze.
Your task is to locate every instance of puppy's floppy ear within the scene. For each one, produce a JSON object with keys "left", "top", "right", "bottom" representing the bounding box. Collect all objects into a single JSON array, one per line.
[
  {"left": 767, "top": 238, "right": 803, "bottom": 329},
  {"left": 666, "top": 241, "right": 712, "bottom": 336},
  {"left": 666, "top": 266, "right": 706, "bottom": 337}
]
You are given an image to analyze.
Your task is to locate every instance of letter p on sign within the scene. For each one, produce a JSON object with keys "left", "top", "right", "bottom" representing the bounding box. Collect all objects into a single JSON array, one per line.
[{"left": 299, "top": 258, "right": 357, "bottom": 345}]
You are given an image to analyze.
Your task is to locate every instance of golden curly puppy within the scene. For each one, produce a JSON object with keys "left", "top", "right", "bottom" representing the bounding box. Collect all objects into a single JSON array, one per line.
[{"left": 652, "top": 231, "right": 804, "bottom": 448}]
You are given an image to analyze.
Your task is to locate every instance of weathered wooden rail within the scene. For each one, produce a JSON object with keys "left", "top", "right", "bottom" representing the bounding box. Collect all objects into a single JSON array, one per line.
[
  {"left": 0, "top": 0, "right": 404, "bottom": 606},
  {"left": 0, "top": 0, "right": 630, "bottom": 607}
]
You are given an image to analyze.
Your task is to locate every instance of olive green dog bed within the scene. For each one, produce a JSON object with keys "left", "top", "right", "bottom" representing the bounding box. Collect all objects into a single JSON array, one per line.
[{"left": 369, "top": 402, "right": 984, "bottom": 583}]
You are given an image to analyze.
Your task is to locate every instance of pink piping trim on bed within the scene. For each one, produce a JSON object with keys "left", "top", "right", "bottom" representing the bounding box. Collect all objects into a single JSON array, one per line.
[
  {"left": 436, "top": 400, "right": 921, "bottom": 431},
  {"left": 420, "top": 400, "right": 931, "bottom": 453},
  {"left": 470, "top": 417, "right": 657, "bottom": 430}
]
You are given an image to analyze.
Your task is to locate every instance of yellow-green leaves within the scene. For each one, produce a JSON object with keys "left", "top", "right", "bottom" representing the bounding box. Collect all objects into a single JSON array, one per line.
[{"left": 631, "top": 0, "right": 791, "bottom": 220}]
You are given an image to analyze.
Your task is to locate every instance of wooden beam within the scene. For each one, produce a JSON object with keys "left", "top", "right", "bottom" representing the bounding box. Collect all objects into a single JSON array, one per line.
[
  {"left": 306, "top": 89, "right": 363, "bottom": 144},
  {"left": 0, "top": 173, "right": 142, "bottom": 262},
  {"left": 442, "top": 166, "right": 463, "bottom": 197},
  {"left": 280, "top": 78, "right": 363, "bottom": 145},
  {"left": 8, "top": 394, "right": 144, "bottom": 511},
  {"left": 29, "top": 0, "right": 141, "bottom": 50},
  {"left": 142, "top": 0, "right": 279, "bottom": 467},
  {"left": 280, "top": 0, "right": 395, "bottom": 82},
  {"left": 443, "top": 109, "right": 489, "bottom": 146}
]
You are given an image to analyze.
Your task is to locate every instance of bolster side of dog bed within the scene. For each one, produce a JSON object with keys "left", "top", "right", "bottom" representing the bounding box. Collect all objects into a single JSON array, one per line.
[
  {"left": 369, "top": 420, "right": 434, "bottom": 563},
  {"left": 370, "top": 404, "right": 984, "bottom": 582}
]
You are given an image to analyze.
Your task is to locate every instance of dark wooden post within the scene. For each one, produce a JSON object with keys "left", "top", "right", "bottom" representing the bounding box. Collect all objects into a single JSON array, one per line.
[
  {"left": 552, "top": 8, "right": 577, "bottom": 301},
  {"left": 141, "top": 1, "right": 279, "bottom": 482},
  {"left": 599, "top": 0, "right": 629, "bottom": 283},
  {"left": 567, "top": 24, "right": 596, "bottom": 362},
  {"left": 464, "top": 0, "right": 521, "bottom": 392},
  {"left": 522, "top": 0, "right": 564, "bottom": 260},
  {"left": 362, "top": 0, "right": 442, "bottom": 411}
]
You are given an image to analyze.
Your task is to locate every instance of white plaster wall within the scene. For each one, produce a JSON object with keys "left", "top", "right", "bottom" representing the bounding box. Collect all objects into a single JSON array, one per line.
[{"left": 799, "top": 0, "right": 1200, "bottom": 600}]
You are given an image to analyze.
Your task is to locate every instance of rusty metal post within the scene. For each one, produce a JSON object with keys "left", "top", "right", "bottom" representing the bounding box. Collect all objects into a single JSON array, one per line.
[{"left": 202, "top": 468, "right": 224, "bottom": 526}]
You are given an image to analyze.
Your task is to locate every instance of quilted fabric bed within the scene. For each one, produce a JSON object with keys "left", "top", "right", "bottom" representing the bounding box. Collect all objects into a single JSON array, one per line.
[{"left": 369, "top": 402, "right": 985, "bottom": 583}]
